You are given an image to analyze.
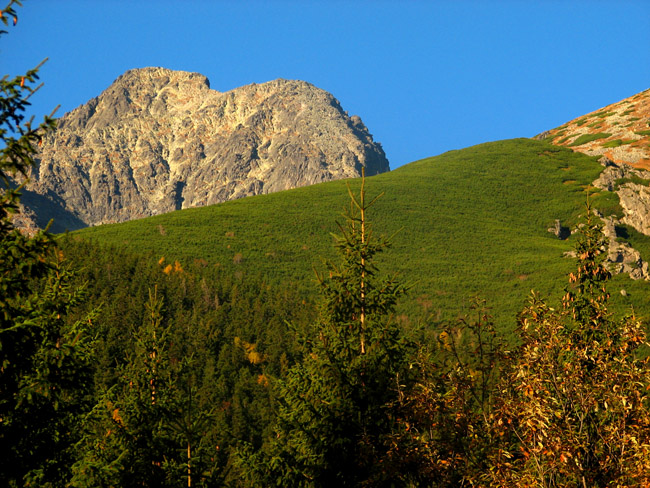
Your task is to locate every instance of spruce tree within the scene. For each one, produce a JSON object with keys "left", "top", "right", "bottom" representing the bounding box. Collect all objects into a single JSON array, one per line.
[
  {"left": 238, "top": 172, "right": 410, "bottom": 487},
  {"left": 0, "top": 2, "right": 95, "bottom": 485},
  {"left": 72, "top": 287, "right": 221, "bottom": 487}
]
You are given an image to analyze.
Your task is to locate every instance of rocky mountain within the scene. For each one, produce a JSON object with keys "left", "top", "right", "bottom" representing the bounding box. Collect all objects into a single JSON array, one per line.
[
  {"left": 539, "top": 88, "right": 650, "bottom": 168},
  {"left": 540, "top": 88, "right": 650, "bottom": 280},
  {"left": 19, "top": 67, "right": 389, "bottom": 232}
]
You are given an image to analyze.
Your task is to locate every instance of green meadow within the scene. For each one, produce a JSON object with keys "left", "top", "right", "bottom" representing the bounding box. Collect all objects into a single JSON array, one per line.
[{"left": 71, "top": 138, "right": 648, "bottom": 332}]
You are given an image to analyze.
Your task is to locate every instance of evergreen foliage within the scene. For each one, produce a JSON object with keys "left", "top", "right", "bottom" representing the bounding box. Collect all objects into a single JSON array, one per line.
[
  {"left": 72, "top": 287, "right": 221, "bottom": 487},
  {"left": 58, "top": 236, "right": 315, "bottom": 485},
  {"left": 0, "top": 2, "right": 95, "bottom": 485},
  {"left": 237, "top": 175, "right": 411, "bottom": 486}
]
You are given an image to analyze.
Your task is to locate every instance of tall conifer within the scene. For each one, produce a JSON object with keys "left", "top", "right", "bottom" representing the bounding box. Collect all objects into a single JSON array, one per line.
[
  {"left": 0, "top": 2, "right": 95, "bottom": 484},
  {"left": 238, "top": 172, "right": 410, "bottom": 486}
]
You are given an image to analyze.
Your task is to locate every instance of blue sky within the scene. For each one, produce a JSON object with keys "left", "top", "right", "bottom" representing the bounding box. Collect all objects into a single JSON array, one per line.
[{"left": 2, "top": 0, "right": 649, "bottom": 169}]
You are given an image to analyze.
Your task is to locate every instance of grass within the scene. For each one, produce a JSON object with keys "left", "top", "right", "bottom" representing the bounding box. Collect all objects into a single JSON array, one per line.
[
  {"left": 601, "top": 139, "right": 636, "bottom": 148},
  {"left": 575, "top": 118, "right": 588, "bottom": 126},
  {"left": 69, "top": 138, "right": 648, "bottom": 334},
  {"left": 615, "top": 175, "right": 650, "bottom": 190},
  {"left": 568, "top": 133, "right": 612, "bottom": 147},
  {"left": 635, "top": 130, "right": 650, "bottom": 137}
]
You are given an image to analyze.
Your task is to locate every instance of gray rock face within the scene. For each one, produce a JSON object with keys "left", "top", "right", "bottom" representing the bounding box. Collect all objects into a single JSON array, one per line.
[
  {"left": 22, "top": 67, "right": 389, "bottom": 231},
  {"left": 593, "top": 157, "right": 650, "bottom": 237},
  {"left": 600, "top": 214, "right": 650, "bottom": 280},
  {"left": 589, "top": 157, "right": 650, "bottom": 280}
]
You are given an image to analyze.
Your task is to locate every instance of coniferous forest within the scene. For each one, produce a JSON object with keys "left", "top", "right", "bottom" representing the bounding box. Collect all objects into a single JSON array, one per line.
[{"left": 2, "top": 2, "right": 650, "bottom": 486}]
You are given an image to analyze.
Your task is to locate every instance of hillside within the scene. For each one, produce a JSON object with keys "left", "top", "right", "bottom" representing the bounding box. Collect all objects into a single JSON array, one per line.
[
  {"left": 19, "top": 68, "right": 389, "bottom": 232},
  {"left": 541, "top": 87, "right": 650, "bottom": 168},
  {"left": 69, "top": 138, "right": 649, "bottom": 329}
]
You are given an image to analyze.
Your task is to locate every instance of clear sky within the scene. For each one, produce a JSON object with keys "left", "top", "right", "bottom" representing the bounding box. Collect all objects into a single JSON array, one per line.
[{"left": 2, "top": 0, "right": 649, "bottom": 169}]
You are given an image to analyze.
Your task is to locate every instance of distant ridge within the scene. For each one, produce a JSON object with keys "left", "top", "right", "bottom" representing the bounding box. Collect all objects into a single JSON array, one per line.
[
  {"left": 20, "top": 67, "right": 389, "bottom": 232},
  {"left": 540, "top": 88, "right": 650, "bottom": 169}
]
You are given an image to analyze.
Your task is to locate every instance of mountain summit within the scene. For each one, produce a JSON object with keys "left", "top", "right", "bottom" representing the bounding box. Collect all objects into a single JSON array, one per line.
[{"left": 20, "top": 67, "right": 389, "bottom": 231}]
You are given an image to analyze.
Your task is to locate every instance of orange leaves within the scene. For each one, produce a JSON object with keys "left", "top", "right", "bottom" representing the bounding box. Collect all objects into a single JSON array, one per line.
[
  {"left": 112, "top": 408, "right": 123, "bottom": 426},
  {"left": 161, "top": 259, "right": 183, "bottom": 275}
]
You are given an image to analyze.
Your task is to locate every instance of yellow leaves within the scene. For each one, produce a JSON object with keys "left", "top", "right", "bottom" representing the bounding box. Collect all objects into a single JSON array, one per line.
[
  {"left": 248, "top": 350, "right": 264, "bottom": 364},
  {"left": 524, "top": 384, "right": 534, "bottom": 398},
  {"left": 158, "top": 256, "right": 165, "bottom": 265},
  {"left": 257, "top": 374, "right": 269, "bottom": 387},
  {"left": 234, "top": 337, "right": 267, "bottom": 365},
  {"left": 438, "top": 330, "right": 452, "bottom": 351},
  {"left": 161, "top": 260, "right": 183, "bottom": 275}
]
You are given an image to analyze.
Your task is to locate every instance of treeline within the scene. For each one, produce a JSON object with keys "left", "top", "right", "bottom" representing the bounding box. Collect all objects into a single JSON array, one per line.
[
  {"left": 4, "top": 176, "right": 650, "bottom": 486},
  {"left": 58, "top": 237, "right": 315, "bottom": 486}
]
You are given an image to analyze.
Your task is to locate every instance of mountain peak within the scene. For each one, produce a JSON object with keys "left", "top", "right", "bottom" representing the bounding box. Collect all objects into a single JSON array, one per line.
[{"left": 21, "top": 68, "right": 389, "bottom": 231}]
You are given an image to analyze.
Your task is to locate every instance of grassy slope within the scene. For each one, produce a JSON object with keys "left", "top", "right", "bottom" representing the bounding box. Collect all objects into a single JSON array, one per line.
[{"left": 71, "top": 138, "right": 647, "bottom": 333}]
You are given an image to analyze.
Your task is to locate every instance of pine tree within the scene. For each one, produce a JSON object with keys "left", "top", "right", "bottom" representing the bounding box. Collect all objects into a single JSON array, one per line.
[
  {"left": 237, "top": 172, "right": 410, "bottom": 487},
  {"left": 0, "top": 2, "right": 96, "bottom": 485},
  {"left": 72, "top": 287, "right": 221, "bottom": 487}
]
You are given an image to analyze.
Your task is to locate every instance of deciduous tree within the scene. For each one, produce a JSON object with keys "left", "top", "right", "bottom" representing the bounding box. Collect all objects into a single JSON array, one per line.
[{"left": 485, "top": 207, "right": 650, "bottom": 487}]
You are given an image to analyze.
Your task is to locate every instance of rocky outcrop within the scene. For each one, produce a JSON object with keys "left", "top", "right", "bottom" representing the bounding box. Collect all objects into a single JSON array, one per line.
[
  {"left": 547, "top": 219, "right": 570, "bottom": 240},
  {"left": 20, "top": 68, "right": 390, "bottom": 231},
  {"left": 542, "top": 89, "right": 650, "bottom": 280},
  {"left": 592, "top": 157, "right": 650, "bottom": 237},
  {"left": 542, "top": 87, "right": 650, "bottom": 169},
  {"left": 599, "top": 213, "right": 649, "bottom": 280},
  {"left": 587, "top": 157, "right": 650, "bottom": 280}
]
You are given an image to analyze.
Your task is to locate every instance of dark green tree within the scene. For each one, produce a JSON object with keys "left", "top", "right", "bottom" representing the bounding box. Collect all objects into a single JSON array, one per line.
[
  {"left": 237, "top": 173, "right": 411, "bottom": 487},
  {"left": 72, "top": 287, "right": 222, "bottom": 487},
  {"left": 0, "top": 2, "right": 96, "bottom": 485}
]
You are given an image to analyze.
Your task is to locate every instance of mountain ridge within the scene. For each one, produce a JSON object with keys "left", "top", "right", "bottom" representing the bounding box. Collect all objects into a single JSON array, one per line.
[{"left": 19, "top": 67, "right": 389, "bottom": 232}]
